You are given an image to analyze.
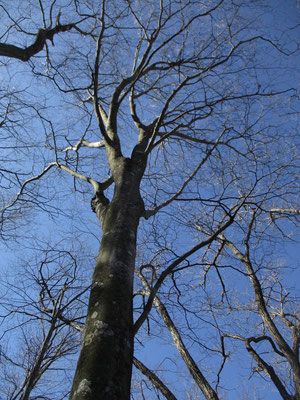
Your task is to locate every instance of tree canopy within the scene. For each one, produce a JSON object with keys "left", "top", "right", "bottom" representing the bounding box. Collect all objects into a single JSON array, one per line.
[{"left": 0, "top": 1, "right": 299, "bottom": 399}]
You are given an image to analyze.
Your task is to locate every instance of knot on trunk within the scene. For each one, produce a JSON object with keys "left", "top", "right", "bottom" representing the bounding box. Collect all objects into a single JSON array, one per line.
[{"left": 91, "top": 192, "right": 109, "bottom": 224}]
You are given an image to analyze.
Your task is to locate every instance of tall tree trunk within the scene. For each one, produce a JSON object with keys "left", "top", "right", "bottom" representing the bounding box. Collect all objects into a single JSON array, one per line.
[{"left": 69, "top": 156, "right": 145, "bottom": 400}]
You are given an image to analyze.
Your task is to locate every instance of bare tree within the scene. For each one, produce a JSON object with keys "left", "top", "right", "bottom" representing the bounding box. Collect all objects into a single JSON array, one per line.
[
  {"left": 0, "top": 240, "right": 91, "bottom": 399},
  {"left": 0, "top": 0, "right": 299, "bottom": 399}
]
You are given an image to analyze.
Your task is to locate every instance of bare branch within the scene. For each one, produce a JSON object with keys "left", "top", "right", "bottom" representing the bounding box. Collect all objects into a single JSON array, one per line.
[
  {"left": 134, "top": 213, "right": 235, "bottom": 334},
  {"left": 137, "top": 270, "right": 219, "bottom": 400},
  {"left": 0, "top": 19, "right": 76, "bottom": 61},
  {"left": 133, "top": 357, "right": 177, "bottom": 400},
  {"left": 144, "top": 128, "right": 227, "bottom": 218},
  {"left": 1, "top": 162, "right": 57, "bottom": 218},
  {"left": 56, "top": 163, "right": 113, "bottom": 194}
]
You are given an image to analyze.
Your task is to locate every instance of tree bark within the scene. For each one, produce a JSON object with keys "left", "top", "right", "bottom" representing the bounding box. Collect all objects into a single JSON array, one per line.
[
  {"left": 69, "top": 156, "right": 145, "bottom": 400},
  {"left": 153, "top": 296, "right": 219, "bottom": 400},
  {"left": 133, "top": 357, "right": 177, "bottom": 400},
  {"left": 0, "top": 23, "right": 75, "bottom": 62}
]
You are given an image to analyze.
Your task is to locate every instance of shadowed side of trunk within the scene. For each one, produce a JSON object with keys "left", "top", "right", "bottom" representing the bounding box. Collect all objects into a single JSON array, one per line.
[{"left": 69, "top": 157, "right": 145, "bottom": 400}]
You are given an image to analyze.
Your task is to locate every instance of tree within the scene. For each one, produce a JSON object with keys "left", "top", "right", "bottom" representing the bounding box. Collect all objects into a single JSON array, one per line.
[{"left": 0, "top": 0, "right": 299, "bottom": 399}]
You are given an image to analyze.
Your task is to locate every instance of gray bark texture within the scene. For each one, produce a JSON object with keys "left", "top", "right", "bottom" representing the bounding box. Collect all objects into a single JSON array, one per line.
[{"left": 69, "top": 156, "right": 146, "bottom": 400}]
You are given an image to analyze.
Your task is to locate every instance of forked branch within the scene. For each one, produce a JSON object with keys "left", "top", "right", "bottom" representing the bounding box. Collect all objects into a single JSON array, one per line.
[{"left": 0, "top": 17, "right": 77, "bottom": 61}]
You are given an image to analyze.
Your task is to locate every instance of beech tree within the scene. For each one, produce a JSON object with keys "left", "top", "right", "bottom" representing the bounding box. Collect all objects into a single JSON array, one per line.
[{"left": 0, "top": 0, "right": 299, "bottom": 399}]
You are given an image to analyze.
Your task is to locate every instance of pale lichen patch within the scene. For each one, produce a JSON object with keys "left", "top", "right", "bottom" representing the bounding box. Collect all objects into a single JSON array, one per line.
[
  {"left": 84, "top": 321, "right": 114, "bottom": 346},
  {"left": 91, "top": 311, "right": 98, "bottom": 319},
  {"left": 93, "top": 281, "right": 104, "bottom": 288},
  {"left": 76, "top": 379, "right": 92, "bottom": 395},
  {"left": 84, "top": 333, "right": 95, "bottom": 346},
  {"left": 94, "top": 320, "right": 107, "bottom": 330}
]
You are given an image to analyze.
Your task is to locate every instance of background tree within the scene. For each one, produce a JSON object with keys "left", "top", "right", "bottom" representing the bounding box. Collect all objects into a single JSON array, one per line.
[{"left": 0, "top": 0, "right": 299, "bottom": 399}]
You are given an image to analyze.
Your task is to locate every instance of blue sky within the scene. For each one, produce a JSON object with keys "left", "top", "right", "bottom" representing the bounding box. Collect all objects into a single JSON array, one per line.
[{"left": 0, "top": 1, "right": 299, "bottom": 399}]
